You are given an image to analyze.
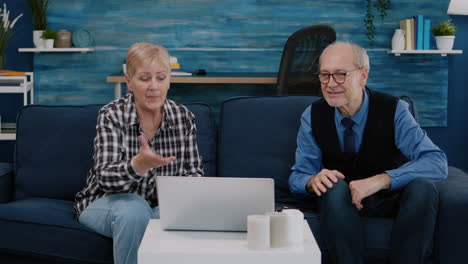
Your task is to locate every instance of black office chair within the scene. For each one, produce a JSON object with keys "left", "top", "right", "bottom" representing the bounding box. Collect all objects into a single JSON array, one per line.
[{"left": 277, "top": 25, "right": 336, "bottom": 95}]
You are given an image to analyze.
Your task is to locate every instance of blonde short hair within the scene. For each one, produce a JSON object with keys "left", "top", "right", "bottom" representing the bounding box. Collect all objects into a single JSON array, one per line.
[{"left": 126, "top": 43, "right": 171, "bottom": 77}]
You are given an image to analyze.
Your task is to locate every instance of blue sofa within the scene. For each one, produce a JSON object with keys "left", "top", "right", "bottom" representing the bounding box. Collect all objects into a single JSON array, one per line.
[{"left": 0, "top": 96, "right": 467, "bottom": 264}]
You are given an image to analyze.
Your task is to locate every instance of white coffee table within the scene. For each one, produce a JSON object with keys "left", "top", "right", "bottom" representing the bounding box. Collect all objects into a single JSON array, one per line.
[{"left": 138, "top": 219, "right": 321, "bottom": 264}]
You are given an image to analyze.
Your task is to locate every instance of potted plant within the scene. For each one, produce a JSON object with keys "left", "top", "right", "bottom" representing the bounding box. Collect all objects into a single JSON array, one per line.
[
  {"left": 28, "top": 0, "right": 49, "bottom": 48},
  {"left": 432, "top": 19, "right": 456, "bottom": 50},
  {"left": 41, "top": 29, "right": 56, "bottom": 49},
  {"left": 0, "top": 3, "right": 23, "bottom": 69},
  {"left": 123, "top": 58, "right": 127, "bottom": 75}
]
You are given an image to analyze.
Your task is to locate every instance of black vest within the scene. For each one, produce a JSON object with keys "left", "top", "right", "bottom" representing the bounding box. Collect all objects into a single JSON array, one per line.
[{"left": 311, "top": 89, "right": 408, "bottom": 182}]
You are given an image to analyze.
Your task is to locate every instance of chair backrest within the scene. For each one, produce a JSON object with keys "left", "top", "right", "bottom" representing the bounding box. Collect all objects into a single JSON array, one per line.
[
  {"left": 218, "top": 96, "right": 321, "bottom": 205},
  {"left": 277, "top": 25, "right": 336, "bottom": 95},
  {"left": 14, "top": 103, "right": 216, "bottom": 201}
]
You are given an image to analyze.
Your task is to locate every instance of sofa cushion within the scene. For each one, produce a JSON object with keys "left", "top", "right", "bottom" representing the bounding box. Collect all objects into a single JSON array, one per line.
[
  {"left": 184, "top": 103, "right": 217, "bottom": 177},
  {"left": 15, "top": 105, "right": 102, "bottom": 201},
  {"left": 0, "top": 198, "right": 112, "bottom": 263},
  {"left": 435, "top": 166, "right": 468, "bottom": 264},
  {"left": 14, "top": 103, "right": 216, "bottom": 201},
  {"left": 0, "top": 162, "right": 13, "bottom": 202},
  {"left": 0, "top": 162, "right": 12, "bottom": 175},
  {"left": 219, "top": 96, "right": 320, "bottom": 204}
]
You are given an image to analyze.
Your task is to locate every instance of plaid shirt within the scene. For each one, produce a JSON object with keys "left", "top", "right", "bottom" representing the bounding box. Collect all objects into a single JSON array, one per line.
[{"left": 74, "top": 94, "right": 204, "bottom": 216}]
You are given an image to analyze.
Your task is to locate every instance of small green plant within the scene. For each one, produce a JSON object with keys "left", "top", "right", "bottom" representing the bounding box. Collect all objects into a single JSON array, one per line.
[
  {"left": 41, "top": 29, "right": 56, "bottom": 40},
  {"left": 27, "top": 0, "right": 49, "bottom": 30},
  {"left": 432, "top": 20, "right": 456, "bottom": 36}
]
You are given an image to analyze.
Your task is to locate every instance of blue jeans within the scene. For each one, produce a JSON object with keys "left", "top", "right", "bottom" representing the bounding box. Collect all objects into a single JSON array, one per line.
[{"left": 79, "top": 193, "right": 160, "bottom": 264}]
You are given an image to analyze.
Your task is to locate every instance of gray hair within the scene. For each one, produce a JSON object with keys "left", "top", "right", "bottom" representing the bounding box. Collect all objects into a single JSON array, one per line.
[
  {"left": 319, "top": 41, "right": 370, "bottom": 72},
  {"left": 126, "top": 43, "right": 171, "bottom": 77}
]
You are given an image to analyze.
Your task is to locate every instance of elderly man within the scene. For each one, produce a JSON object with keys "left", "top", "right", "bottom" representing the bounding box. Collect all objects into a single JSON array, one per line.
[{"left": 289, "top": 42, "right": 447, "bottom": 264}]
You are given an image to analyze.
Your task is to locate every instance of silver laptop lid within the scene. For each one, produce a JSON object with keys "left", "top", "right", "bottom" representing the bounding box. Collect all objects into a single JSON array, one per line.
[{"left": 156, "top": 176, "right": 275, "bottom": 231}]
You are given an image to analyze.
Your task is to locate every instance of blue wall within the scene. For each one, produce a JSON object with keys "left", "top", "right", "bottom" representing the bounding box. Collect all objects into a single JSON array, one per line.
[
  {"left": 2, "top": 0, "right": 467, "bottom": 171},
  {"left": 30, "top": 0, "right": 451, "bottom": 126}
]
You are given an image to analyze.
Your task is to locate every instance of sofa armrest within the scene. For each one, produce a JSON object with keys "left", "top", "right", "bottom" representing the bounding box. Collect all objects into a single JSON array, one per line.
[
  {"left": 0, "top": 162, "right": 13, "bottom": 203},
  {"left": 435, "top": 166, "right": 468, "bottom": 264}
]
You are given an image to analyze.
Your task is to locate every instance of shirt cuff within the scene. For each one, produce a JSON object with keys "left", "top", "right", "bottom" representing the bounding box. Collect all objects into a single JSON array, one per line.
[
  {"left": 128, "top": 158, "right": 146, "bottom": 179},
  {"left": 385, "top": 169, "right": 405, "bottom": 190},
  {"left": 291, "top": 172, "right": 314, "bottom": 196}
]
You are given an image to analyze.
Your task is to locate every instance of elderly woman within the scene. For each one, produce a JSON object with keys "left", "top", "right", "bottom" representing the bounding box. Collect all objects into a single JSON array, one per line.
[{"left": 74, "top": 43, "right": 204, "bottom": 264}]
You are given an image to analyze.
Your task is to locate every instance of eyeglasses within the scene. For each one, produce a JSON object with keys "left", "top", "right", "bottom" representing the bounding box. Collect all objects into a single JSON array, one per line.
[{"left": 317, "top": 68, "right": 362, "bottom": 84}]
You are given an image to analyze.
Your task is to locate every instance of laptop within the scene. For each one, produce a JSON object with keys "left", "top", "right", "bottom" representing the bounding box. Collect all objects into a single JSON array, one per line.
[{"left": 156, "top": 176, "right": 275, "bottom": 231}]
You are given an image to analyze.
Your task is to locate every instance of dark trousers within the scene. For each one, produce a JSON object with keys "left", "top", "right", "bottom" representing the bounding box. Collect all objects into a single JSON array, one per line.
[{"left": 319, "top": 178, "right": 438, "bottom": 264}]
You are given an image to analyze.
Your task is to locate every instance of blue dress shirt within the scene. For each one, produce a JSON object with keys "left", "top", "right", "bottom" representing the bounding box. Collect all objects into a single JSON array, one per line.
[{"left": 289, "top": 90, "right": 448, "bottom": 197}]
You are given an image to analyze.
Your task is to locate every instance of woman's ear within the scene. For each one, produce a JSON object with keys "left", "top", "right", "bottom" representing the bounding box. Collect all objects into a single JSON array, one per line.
[{"left": 125, "top": 74, "right": 132, "bottom": 93}]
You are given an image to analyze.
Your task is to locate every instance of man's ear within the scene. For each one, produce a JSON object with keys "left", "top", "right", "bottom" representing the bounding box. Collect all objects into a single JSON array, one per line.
[{"left": 359, "top": 67, "right": 369, "bottom": 87}]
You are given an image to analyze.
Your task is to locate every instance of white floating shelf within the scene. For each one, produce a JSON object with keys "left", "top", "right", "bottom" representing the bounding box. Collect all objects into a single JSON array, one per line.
[
  {"left": 388, "top": 50, "right": 463, "bottom": 56},
  {"left": 18, "top": 48, "right": 94, "bottom": 53},
  {"left": 0, "top": 132, "right": 16, "bottom": 140}
]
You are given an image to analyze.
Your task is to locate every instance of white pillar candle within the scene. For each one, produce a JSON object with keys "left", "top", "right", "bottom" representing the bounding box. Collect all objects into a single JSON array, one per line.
[
  {"left": 247, "top": 214, "right": 270, "bottom": 250},
  {"left": 267, "top": 211, "right": 292, "bottom": 248},
  {"left": 282, "top": 209, "right": 305, "bottom": 247}
]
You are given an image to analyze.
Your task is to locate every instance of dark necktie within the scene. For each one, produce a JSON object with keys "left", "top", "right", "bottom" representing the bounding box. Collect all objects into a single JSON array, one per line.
[{"left": 342, "top": 118, "right": 355, "bottom": 153}]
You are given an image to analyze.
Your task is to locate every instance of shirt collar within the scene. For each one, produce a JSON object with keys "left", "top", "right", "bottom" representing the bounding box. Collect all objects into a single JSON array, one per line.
[
  {"left": 125, "top": 94, "right": 175, "bottom": 130},
  {"left": 335, "top": 89, "right": 369, "bottom": 126}
]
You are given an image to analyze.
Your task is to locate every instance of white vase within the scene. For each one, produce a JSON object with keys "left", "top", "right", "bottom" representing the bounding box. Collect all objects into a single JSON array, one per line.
[
  {"left": 435, "top": 36, "right": 455, "bottom": 50},
  {"left": 391, "top": 29, "right": 405, "bottom": 51},
  {"left": 123, "top": 64, "right": 127, "bottom": 75},
  {"left": 33, "top": 30, "right": 44, "bottom": 48},
  {"left": 44, "top": 39, "right": 54, "bottom": 49}
]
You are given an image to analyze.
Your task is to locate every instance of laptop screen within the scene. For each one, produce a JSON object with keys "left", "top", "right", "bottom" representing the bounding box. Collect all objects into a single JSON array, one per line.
[{"left": 156, "top": 176, "right": 275, "bottom": 231}]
